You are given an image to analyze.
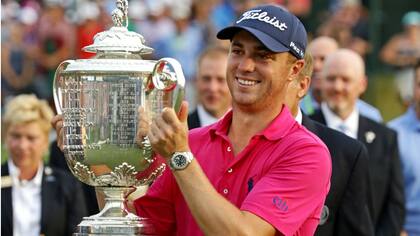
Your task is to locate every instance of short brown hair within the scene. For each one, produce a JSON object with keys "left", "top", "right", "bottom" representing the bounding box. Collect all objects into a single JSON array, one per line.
[{"left": 197, "top": 46, "right": 229, "bottom": 68}]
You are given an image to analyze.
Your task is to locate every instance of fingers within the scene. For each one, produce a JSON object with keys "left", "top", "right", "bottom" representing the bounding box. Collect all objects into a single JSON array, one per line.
[
  {"left": 177, "top": 101, "right": 189, "bottom": 124},
  {"left": 136, "top": 106, "right": 150, "bottom": 146},
  {"left": 148, "top": 115, "right": 172, "bottom": 151},
  {"left": 57, "top": 128, "right": 64, "bottom": 151},
  {"left": 51, "top": 114, "right": 63, "bottom": 129},
  {"left": 51, "top": 115, "right": 65, "bottom": 151}
]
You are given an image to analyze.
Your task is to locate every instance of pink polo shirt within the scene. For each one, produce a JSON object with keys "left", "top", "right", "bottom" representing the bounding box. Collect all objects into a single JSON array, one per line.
[{"left": 135, "top": 105, "right": 331, "bottom": 236}]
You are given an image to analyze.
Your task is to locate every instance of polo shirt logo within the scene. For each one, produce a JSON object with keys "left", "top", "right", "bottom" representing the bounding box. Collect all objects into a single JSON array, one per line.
[
  {"left": 273, "top": 196, "right": 288, "bottom": 212},
  {"left": 247, "top": 177, "right": 254, "bottom": 193},
  {"left": 236, "top": 9, "right": 288, "bottom": 31}
]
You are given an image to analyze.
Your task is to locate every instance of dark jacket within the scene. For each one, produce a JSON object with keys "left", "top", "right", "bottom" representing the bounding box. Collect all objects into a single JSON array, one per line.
[
  {"left": 302, "top": 115, "right": 374, "bottom": 236},
  {"left": 187, "top": 109, "right": 201, "bottom": 130},
  {"left": 310, "top": 110, "right": 405, "bottom": 235},
  {"left": 49, "top": 140, "right": 99, "bottom": 215},
  {"left": 1, "top": 163, "right": 87, "bottom": 236}
]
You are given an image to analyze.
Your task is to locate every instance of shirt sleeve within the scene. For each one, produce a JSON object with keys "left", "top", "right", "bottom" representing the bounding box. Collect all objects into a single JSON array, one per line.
[
  {"left": 134, "top": 165, "right": 177, "bottom": 236},
  {"left": 240, "top": 140, "right": 331, "bottom": 236}
]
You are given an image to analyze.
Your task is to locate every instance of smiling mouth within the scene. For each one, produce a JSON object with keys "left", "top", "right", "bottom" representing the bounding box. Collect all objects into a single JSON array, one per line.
[{"left": 236, "top": 77, "right": 261, "bottom": 86}]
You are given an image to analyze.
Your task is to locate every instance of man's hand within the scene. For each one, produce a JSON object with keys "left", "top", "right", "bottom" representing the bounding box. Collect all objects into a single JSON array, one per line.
[
  {"left": 148, "top": 101, "right": 189, "bottom": 159},
  {"left": 136, "top": 106, "right": 151, "bottom": 147},
  {"left": 51, "top": 114, "right": 64, "bottom": 151}
]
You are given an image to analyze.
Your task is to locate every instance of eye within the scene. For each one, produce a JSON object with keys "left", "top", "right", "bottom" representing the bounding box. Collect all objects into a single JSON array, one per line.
[
  {"left": 257, "top": 51, "right": 275, "bottom": 61},
  {"left": 326, "top": 76, "right": 336, "bottom": 82},
  {"left": 230, "top": 47, "right": 243, "bottom": 55},
  {"left": 201, "top": 75, "right": 211, "bottom": 82}
]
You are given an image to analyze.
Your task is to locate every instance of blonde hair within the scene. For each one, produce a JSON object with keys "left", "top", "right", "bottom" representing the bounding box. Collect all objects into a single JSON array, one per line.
[
  {"left": 3, "top": 94, "right": 54, "bottom": 135},
  {"left": 300, "top": 52, "right": 314, "bottom": 79}
]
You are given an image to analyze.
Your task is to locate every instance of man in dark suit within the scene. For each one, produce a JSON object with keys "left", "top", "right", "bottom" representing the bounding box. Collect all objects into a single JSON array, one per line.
[
  {"left": 187, "top": 46, "right": 231, "bottom": 129},
  {"left": 286, "top": 53, "right": 374, "bottom": 235},
  {"left": 310, "top": 49, "right": 405, "bottom": 235}
]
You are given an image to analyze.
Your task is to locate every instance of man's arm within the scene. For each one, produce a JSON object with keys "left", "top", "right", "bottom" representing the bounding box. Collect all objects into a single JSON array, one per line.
[
  {"left": 173, "top": 159, "right": 276, "bottom": 235},
  {"left": 147, "top": 102, "right": 276, "bottom": 236},
  {"left": 375, "top": 131, "right": 405, "bottom": 235},
  {"left": 335, "top": 144, "right": 374, "bottom": 236}
]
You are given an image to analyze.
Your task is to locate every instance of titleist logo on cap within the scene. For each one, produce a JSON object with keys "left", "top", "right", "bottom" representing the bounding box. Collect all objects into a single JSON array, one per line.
[{"left": 236, "top": 9, "right": 288, "bottom": 31}]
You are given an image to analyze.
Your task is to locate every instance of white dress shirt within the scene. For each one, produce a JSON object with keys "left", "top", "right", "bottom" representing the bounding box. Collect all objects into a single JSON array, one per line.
[
  {"left": 8, "top": 160, "right": 43, "bottom": 236},
  {"left": 197, "top": 104, "right": 219, "bottom": 127},
  {"left": 321, "top": 102, "right": 359, "bottom": 139}
]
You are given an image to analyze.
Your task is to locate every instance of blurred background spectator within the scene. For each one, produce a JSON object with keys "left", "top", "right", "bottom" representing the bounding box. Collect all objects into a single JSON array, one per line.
[
  {"left": 388, "top": 61, "right": 420, "bottom": 236},
  {"left": 1, "top": 94, "right": 87, "bottom": 236},
  {"left": 380, "top": 11, "right": 420, "bottom": 106}
]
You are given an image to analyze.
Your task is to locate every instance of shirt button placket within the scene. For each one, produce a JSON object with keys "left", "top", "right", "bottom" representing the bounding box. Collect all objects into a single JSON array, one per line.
[{"left": 223, "top": 188, "right": 229, "bottom": 195}]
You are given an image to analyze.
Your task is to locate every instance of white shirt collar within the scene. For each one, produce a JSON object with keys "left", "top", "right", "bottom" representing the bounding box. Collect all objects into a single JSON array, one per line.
[
  {"left": 8, "top": 159, "right": 44, "bottom": 187},
  {"left": 197, "top": 104, "right": 220, "bottom": 127},
  {"left": 321, "top": 102, "right": 359, "bottom": 139},
  {"left": 295, "top": 108, "right": 303, "bottom": 124}
]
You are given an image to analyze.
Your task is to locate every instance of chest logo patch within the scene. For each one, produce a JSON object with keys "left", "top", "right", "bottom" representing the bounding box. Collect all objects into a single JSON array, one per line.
[
  {"left": 247, "top": 177, "right": 254, "bottom": 193},
  {"left": 273, "top": 196, "right": 289, "bottom": 212}
]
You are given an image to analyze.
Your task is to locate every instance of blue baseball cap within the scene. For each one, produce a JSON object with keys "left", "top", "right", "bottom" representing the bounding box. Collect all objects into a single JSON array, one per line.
[{"left": 217, "top": 5, "right": 307, "bottom": 59}]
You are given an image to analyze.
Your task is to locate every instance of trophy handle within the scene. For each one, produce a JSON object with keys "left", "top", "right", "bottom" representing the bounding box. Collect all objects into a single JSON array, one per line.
[
  {"left": 53, "top": 60, "right": 72, "bottom": 115},
  {"left": 152, "top": 57, "right": 185, "bottom": 113}
]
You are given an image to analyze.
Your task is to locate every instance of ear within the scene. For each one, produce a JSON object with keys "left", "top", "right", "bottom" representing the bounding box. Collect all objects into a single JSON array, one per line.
[
  {"left": 359, "top": 75, "right": 368, "bottom": 95},
  {"left": 289, "top": 59, "right": 305, "bottom": 81},
  {"left": 298, "top": 76, "right": 311, "bottom": 98}
]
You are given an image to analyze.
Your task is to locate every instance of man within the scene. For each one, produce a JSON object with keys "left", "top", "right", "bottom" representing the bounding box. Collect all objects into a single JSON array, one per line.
[
  {"left": 300, "top": 36, "right": 383, "bottom": 122},
  {"left": 310, "top": 49, "right": 405, "bottom": 235},
  {"left": 286, "top": 53, "right": 373, "bottom": 235},
  {"left": 380, "top": 11, "right": 420, "bottom": 105},
  {"left": 388, "top": 61, "right": 420, "bottom": 236},
  {"left": 188, "top": 46, "right": 231, "bottom": 129},
  {"left": 53, "top": 5, "right": 331, "bottom": 235}
]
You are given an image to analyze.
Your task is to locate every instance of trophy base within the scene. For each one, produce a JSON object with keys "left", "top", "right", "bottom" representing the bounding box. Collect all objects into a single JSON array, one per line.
[{"left": 73, "top": 214, "right": 155, "bottom": 236}]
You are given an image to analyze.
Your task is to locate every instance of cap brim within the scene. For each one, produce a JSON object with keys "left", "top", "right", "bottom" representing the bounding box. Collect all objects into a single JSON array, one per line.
[{"left": 217, "top": 25, "right": 289, "bottom": 53}]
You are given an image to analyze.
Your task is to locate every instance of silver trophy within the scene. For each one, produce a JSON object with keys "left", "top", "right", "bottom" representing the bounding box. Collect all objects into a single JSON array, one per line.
[{"left": 53, "top": 1, "right": 185, "bottom": 235}]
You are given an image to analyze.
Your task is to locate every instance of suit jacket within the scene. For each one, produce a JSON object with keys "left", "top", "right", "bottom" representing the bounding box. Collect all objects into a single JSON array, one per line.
[
  {"left": 302, "top": 115, "right": 374, "bottom": 236},
  {"left": 1, "top": 163, "right": 87, "bottom": 236},
  {"left": 187, "top": 109, "right": 201, "bottom": 130},
  {"left": 310, "top": 110, "right": 405, "bottom": 235}
]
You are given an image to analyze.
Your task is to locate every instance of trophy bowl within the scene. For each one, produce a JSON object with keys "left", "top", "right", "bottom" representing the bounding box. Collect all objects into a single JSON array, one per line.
[{"left": 53, "top": 1, "right": 185, "bottom": 235}]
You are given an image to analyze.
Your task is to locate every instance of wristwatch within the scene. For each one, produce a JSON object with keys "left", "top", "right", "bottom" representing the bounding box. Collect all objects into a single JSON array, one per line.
[{"left": 169, "top": 152, "right": 194, "bottom": 170}]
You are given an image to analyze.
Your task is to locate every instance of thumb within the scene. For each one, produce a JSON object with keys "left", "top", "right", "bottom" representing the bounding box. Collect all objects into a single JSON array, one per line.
[{"left": 177, "top": 101, "right": 189, "bottom": 124}]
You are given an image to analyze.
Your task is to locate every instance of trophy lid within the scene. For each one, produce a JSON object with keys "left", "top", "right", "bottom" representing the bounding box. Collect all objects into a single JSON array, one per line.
[{"left": 82, "top": 0, "right": 153, "bottom": 55}]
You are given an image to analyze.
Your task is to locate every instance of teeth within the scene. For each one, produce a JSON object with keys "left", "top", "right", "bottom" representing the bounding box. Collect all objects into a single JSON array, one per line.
[{"left": 237, "top": 78, "right": 257, "bottom": 86}]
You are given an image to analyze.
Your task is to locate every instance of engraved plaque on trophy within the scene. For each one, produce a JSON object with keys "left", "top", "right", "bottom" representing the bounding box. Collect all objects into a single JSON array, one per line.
[{"left": 53, "top": 1, "right": 185, "bottom": 235}]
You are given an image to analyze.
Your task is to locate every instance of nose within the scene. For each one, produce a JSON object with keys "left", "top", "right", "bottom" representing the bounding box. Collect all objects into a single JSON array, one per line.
[
  {"left": 16, "top": 137, "right": 30, "bottom": 151},
  {"left": 237, "top": 57, "right": 255, "bottom": 72},
  {"left": 313, "top": 58, "right": 323, "bottom": 73},
  {"left": 332, "top": 78, "right": 344, "bottom": 92},
  {"left": 208, "top": 78, "right": 220, "bottom": 93}
]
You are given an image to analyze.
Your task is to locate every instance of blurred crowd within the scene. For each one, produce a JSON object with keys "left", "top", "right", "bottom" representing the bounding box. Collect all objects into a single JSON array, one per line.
[{"left": 3, "top": 0, "right": 418, "bottom": 111}]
